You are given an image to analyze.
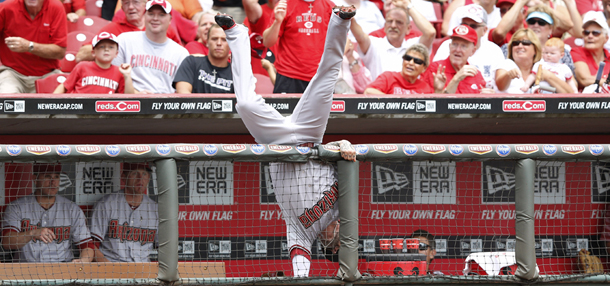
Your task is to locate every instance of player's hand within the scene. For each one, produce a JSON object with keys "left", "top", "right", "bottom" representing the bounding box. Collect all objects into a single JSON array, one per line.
[
  {"left": 454, "top": 65, "right": 478, "bottom": 81},
  {"left": 119, "top": 63, "right": 132, "bottom": 75},
  {"left": 339, "top": 140, "right": 357, "bottom": 162},
  {"left": 432, "top": 65, "right": 447, "bottom": 92},
  {"left": 5, "top": 37, "right": 29, "bottom": 53},
  {"left": 274, "top": 0, "right": 287, "bottom": 23},
  {"left": 67, "top": 12, "right": 80, "bottom": 22},
  {"left": 31, "top": 228, "right": 56, "bottom": 244}
]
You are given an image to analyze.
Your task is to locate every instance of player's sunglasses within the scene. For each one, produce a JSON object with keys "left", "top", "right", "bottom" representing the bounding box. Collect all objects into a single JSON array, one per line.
[
  {"left": 583, "top": 30, "right": 603, "bottom": 37},
  {"left": 512, "top": 40, "right": 533, "bottom": 46},
  {"left": 526, "top": 18, "right": 549, "bottom": 26},
  {"left": 419, "top": 242, "right": 431, "bottom": 250},
  {"left": 403, "top": 54, "right": 425, "bottom": 65}
]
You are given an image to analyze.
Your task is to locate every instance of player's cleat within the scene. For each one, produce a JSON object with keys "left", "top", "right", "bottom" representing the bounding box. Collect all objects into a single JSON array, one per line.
[
  {"left": 332, "top": 5, "right": 356, "bottom": 20},
  {"left": 215, "top": 14, "right": 236, "bottom": 30}
]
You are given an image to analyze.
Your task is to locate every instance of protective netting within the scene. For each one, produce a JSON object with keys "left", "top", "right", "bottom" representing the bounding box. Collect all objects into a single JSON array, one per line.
[{"left": 0, "top": 144, "right": 607, "bottom": 285}]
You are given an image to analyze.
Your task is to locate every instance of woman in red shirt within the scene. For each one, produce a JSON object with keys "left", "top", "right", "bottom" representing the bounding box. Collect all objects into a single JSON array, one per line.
[{"left": 364, "top": 43, "right": 444, "bottom": 94}]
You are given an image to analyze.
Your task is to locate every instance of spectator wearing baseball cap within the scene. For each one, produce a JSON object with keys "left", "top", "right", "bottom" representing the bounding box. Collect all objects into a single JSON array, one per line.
[
  {"left": 54, "top": 32, "right": 134, "bottom": 94},
  {"left": 489, "top": 0, "right": 527, "bottom": 47},
  {"left": 573, "top": 11, "right": 610, "bottom": 88},
  {"left": 433, "top": 4, "right": 504, "bottom": 92},
  {"left": 422, "top": 25, "right": 487, "bottom": 94},
  {"left": 443, "top": 0, "right": 501, "bottom": 37},
  {"left": 112, "top": 0, "right": 189, "bottom": 93}
]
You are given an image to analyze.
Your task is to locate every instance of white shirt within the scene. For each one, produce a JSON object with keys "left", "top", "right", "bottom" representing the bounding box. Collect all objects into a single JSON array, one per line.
[
  {"left": 532, "top": 60, "right": 573, "bottom": 91},
  {"left": 412, "top": 0, "right": 438, "bottom": 22},
  {"left": 447, "top": 5, "right": 501, "bottom": 37},
  {"left": 332, "top": 0, "right": 385, "bottom": 40},
  {"left": 359, "top": 36, "right": 420, "bottom": 80},
  {"left": 433, "top": 38, "right": 505, "bottom": 90},
  {"left": 497, "top": 59, "right": 525, "bottom": 94},
  {"left": 113, "top": 31, "right": 189, "bottom": 93}
]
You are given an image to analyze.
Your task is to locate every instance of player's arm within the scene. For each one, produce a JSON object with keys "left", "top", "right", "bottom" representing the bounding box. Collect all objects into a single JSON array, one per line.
[
  {"left": 326, "top": 140, "right": 356, "bottom": 162},
  {"left": 262, "top": 0, "right": 286, "bottom": 47},
  {"left": 2, "top": 228, "right": 56, "bottom": 250},
  {"left": 53, "top": 83, "right": 67, "bottom": 94},
  {"left": 93, "top": 246, "right": 110, "bottom": 262},
  {"left": 73, "top": 247, "right": 95, "bottom": 263}
]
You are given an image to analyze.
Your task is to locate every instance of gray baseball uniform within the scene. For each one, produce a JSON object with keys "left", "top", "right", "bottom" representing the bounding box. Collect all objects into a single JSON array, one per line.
[
  {"left": 90, "top": 191, "right": 158, "bottom": 262},
  {"left": 2, "top": 195, "right": 92, "bottom": 262},
  {"left": 225, "top": 13, "right": 349, "bottom": 256},
  {"left": 112, "top": 31, "right": 189, "bottom": 93}
]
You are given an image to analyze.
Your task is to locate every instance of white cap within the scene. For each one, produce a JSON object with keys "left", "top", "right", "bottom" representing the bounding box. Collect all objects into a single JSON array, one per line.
[
  {"left": 146, "top": 0, "right": 172, "bottom": 13},
  {"left": 582, "top": 11, "right": 609, "bottom": 33},
  {"left": 461, "top": 4, "right": 488, "bottom": 24},
  {"left": 91, "top": 32, "right": 118, "bottom": 47}
]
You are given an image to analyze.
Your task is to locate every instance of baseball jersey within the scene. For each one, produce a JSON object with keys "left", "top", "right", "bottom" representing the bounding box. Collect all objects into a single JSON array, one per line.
[
  {"left": 423, "top": 57, "right": 486, "bottom": 94},
  {"left": 272, "top": 0, "right": 334, "bottom": 82},
  {"left": 1, "top": 194, "right": 92, "bottom": 262},
  {"left": 172, "top": 55, "right": 234, "bottom": 93},
  {"left": 113, "top": 31, "right": 189, "bottom": 93},
  {"left": 433, "top": 38, "right": 505, "bottom": 90},
  {"left": 531, "top": 60, "right": 573, "bottom": 92},
  {"left": 0, "top": 0, "right": 67, "bottom": 76},
  {"left": 90, "top": 192, "right": 158, "bottom": 262},
  {"left": 366, "top": 71, "right": 433, "bottom": 94},
  {"left": 63, "top": 61, "right": 126, "bottom": 94},
  {"left": 359, "top": 36, "right": 420, "bottom": 81}
]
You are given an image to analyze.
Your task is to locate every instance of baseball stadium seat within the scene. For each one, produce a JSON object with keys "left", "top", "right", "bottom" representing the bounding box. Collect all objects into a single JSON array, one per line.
[
  {"left": 67, "top": 31, "right": 95, "bottom": 53},
  {"left": 86, "top": 0, "right": 103, "bottom": 17},
  {"left": 35, "top": 73, "right": 68, "bottom": 93},
  {"left": 254, "top": 74, "right": 274, "bottom": 94},
  {"left": 67, "top": 15, "right": 110, "bottom": 34},
  {"left": 60, "top": 51, "right": 78, "bottom": 73}
]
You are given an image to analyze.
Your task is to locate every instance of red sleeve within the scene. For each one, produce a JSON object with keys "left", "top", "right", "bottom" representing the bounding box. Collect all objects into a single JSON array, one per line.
[
  {"left": 2, "top": 229, "right": 17, "bottom": 237},
  {"left": 72, "top": 0, "right": 86, "bottom": 11},
  {"left": 62, "top": 63, "right": 82, "bottom": 92},
  {"left": 50, "top": 2, "right": 68, "bottom": 48},
  {"left": 422, "top": 62, "right": 438, "bottom": 89},
  {"left": 78, "top": 240, "right": 96, "bottom": 250},
  {"left": 366, "top": 71, "right": 391, "bottom": 93}
]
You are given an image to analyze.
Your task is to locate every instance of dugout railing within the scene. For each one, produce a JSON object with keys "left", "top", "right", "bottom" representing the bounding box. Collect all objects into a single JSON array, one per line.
[{"left": 0, "top": 143, "right": 609, "bottom": 285}]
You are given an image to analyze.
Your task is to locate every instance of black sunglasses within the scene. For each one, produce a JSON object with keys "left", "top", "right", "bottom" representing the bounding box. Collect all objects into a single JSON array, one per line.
[
  {"left": 419, "top": 242, "right": 431, "bottom": 250},
  {"left": 526, "top": 18, "right": 549, "bottom": 26},
  {"left": 584, "top": 30, "right": 603, "bottom": 36},
  {"left": 403, "top": 54, "right": 425, "bottom": 65},
  {"left": 512, "top": 40, "right": 533, "bottom": 46},
  {"left": 461, "top": 22, "right": 484, "bottom": 29}
]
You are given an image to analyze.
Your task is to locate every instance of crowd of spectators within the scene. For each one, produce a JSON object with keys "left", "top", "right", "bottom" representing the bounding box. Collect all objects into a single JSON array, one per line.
[{"left": 1, "top": 0, "right": 610, "bottom": 94}]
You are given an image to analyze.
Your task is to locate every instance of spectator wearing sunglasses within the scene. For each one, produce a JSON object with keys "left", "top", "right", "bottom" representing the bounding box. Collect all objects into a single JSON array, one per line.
[
  {"left": 364, "top": 44, "right": 445, "bottom": 94},
  {"left": 350, "top": 0, "right": 436, "bottom": 81},
  {"left": 573, "top": 11, "right": 610, "bottom": 88},
  {"left": 433, "top": 4, "right": 504, "bottom": 91},
  {"left": 496, "top": 28, "right": 573, "bottom": 93},
  {"left": 410, "top": 229, "right": 443, "bottom": 275},
  {"left": 442, "top": 0, "right": 501, "bottom": 37},
  {"left": 422, "top": 25, "right": 488, "bottom": 93}
]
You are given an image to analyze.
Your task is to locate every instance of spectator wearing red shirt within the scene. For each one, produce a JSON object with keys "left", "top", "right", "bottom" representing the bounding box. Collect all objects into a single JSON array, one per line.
[
  {"left": 0, "top": 0, "right": 67, "bottom": 93},
  {"left": 423, "top": 25, "right": 487, "bottom": 94},
  {"left": 243, "top": 0, "right": 278, "bottom": 76},
  {"left": 576, "top": 0, "right": 603, "bottom": 15},
  {"left": 573, "top": 11, "right": 610, "bottom": 88},
  {"left": 59, "top": 0, "right": 86, "bottom": 22},
  {"left": 262, "top": 0, "right": 335, "bottom": 93},
  {"left": 365, "top": 43, "right": 441, "bottom": 94},
  {"left": 489, "top": 0, "right": 526, "bottom": 47},
  {"left": 76, "top": 0, "right": 181, "bottom": 62},
  {"left": 185, "top": 10, "right": 216, "bottom": 55}
]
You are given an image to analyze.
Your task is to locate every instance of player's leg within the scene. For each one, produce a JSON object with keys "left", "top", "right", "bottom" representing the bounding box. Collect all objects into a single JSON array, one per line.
[
  {"left": 217, "top": 15, "right": 292, "bottom": 145},
  {"left": 289, "top": 7, "right": 355, "bottom": 144}
]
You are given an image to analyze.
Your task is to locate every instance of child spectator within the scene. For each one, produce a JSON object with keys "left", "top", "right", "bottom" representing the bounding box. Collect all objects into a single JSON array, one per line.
[
  {"left": 54, "top": 32, "right": 134, "bottom": 94},
  {"left": 521, "top": 37, "right": 577, "bottom": 93}
]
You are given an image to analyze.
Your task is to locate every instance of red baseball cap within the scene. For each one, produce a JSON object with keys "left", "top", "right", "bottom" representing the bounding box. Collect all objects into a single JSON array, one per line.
[
  {"left": 146, "top": 0, "right": 172, "bottom": 13},
  {"left": 33, "top": 163, "right": 62, "bottom": 174},
  {"left": 496, "top": 0, "right": 516, "bottom": 7},
  {"left": 92, "top": 32, "right": 118, "bottom": 48},
  {"left": 451, "top": 25, "right": 478, "bottom": 46},
  {"left": 250, "top": 33, "right": 267, "bottom": 59}
]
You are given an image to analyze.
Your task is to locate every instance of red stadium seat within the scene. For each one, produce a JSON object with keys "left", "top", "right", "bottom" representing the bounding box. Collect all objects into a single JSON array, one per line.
[
  {"left": 35, "top": 73, "right": 68, "bottom": 93},
  {"left": 67, "top": 15, "right": 109, "bottom": 34},
  {"left": 564, "top": 37, "right": 584, "bottom": 50},
  {"left": 67, "top": 31, "right": 95, "bottom": 53},
  {"left": 85, "top": 0, "right": 103, "bottom": 17},
  {"left": 432, "top": 3, "right": 443, "bottom": 38},
  {"left": 430, "top": 36, "right": 449, "bottom": 60},
  {"left": 254, "top": 74, "right": 274, "bottom": 94},
  {"left": 60, "top": 52, "right": 78, "bottom": 72}
]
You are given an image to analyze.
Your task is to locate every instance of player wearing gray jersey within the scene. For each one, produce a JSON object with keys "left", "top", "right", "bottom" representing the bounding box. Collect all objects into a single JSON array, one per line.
[
  {"left": 216, "top": 6, "right": 357, "bottom": 277},
  {"left": 112, "top": 0, "right": 188, "bottom": 93},
  {"left": 91, "top": 163, "right": 158, "bottom": 262},
  {"left": 1, "top": 164, "right": 94, "bottom": 262}
]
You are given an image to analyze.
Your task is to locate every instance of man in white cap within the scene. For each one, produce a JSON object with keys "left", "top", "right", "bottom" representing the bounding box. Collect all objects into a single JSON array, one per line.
[
  {"left": 433, "top": 4, "right": 503, "bottom": 91},
  {"left": 112, "top": 0, "right": 189, "bottom": 93},
  {"left": 573, "top": 11, "right": 610, "bottom": 87}
]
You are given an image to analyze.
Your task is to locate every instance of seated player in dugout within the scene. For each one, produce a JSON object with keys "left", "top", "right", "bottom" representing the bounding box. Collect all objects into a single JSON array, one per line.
[
  {"left": 1, "top": 163, "right": 95, "bottom": 262},
  {"left": 90, "top": 163, "right": 158, "bottom": 262},
  {"left": 410, "top": 229, "right": 443, "bottom": 275}
]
